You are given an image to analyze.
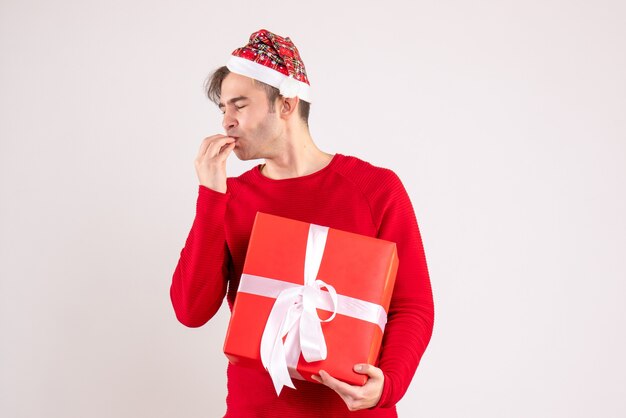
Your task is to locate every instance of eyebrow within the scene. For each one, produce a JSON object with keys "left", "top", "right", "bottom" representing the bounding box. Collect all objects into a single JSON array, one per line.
[{"left": 218, "top": 96, "right": 249, "bottom": 109}]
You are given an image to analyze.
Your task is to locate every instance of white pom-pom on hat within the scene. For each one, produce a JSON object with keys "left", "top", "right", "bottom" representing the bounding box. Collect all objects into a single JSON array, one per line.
[{"left": 279, "top": 76, "right": 301, "bottom": 99}]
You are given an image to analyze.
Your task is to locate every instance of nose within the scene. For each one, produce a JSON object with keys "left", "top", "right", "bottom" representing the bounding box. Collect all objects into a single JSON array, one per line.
[{"left": 222, "top": 110, "right": 238, "bottom": 130}]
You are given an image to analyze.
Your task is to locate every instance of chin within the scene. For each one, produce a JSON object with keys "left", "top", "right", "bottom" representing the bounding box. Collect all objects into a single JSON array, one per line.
[{"left": 233, "top": 148, "right": 252, "bottom": 161}]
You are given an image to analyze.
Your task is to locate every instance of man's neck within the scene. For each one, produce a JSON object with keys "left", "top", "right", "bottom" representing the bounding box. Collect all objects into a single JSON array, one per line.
[{"left": 260, "top": 140, "right": 334, "bottom": 180}]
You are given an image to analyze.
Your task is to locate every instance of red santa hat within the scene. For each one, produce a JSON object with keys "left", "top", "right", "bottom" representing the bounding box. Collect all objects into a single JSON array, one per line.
[{"left": 226, "top": 29, "right": 312, "bottom": 103}]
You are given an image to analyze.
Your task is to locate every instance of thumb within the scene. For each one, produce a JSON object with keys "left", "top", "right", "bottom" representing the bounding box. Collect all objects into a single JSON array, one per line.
[{"left": 353, "top": 364, "right": 382, "bottom": 379}]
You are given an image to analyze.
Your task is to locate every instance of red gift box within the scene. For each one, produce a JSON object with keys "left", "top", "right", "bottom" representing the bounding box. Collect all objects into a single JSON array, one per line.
[{"left": 223, "top": 212, "right": 398, "bottom": 394}]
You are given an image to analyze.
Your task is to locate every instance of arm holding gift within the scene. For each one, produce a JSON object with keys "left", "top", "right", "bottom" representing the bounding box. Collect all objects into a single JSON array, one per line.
[
  {"left": 315, "top": 169, "right": 435, "bottom": 410},
  {"left": 372, "top": 170, "right": 435, "bottom": 408}
]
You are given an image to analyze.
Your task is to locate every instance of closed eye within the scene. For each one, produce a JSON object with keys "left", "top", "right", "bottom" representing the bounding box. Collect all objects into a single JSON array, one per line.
[{"left": 221, "top": 105, "right": 246, "bottom": 115}]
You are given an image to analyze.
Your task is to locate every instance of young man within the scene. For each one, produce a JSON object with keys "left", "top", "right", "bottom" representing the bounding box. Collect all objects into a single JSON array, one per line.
[{"left": 170, "top": 29, "right": 434, "bottom": 417}]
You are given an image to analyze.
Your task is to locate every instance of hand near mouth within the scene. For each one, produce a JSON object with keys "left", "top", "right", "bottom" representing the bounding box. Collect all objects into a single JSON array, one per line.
[{"left": 194, "top": 134, "right": 236, "bottom": 193}]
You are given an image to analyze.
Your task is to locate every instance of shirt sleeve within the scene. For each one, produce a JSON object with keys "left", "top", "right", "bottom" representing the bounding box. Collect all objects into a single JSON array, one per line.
[
  {"left": 169, "top": 185, "right": 232, "bottom": 327},
  {"left": 372, "top": 171, "right": 435, "bottom": 408}
]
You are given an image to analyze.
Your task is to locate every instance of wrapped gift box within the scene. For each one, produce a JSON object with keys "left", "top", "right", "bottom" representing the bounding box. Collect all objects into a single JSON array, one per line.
[{"left": 223, "top": 212, "right": 398, "bottom": 394}]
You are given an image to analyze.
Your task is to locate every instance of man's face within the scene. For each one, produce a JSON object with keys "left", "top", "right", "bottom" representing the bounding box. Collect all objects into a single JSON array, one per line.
[{"left": 218, "top": 72, "right": 283, "bottom": 161}]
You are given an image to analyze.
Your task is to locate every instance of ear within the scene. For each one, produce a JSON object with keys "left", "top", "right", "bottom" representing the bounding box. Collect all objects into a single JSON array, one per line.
[{"left": 279, "top": 96, "right": 299, "bottom": 119}]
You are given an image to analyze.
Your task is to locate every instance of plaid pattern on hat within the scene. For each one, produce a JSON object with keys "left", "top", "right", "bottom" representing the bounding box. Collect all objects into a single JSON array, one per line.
[
  {"left": 226, "top": 29, "right": 312, "bottom": 102},
  {"left": 231, "top": 29, "right": 310, "bottom": 86}
]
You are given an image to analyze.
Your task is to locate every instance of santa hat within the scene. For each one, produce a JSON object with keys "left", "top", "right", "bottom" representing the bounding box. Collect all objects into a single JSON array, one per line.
[{"left": 226, "top": 29, "right": 312, "bottom": 103}]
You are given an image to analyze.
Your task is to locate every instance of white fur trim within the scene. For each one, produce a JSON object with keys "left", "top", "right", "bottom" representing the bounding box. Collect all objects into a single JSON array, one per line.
[
  {"left": 278, "top": 76, "right": 301, "bottom": 98},
  {"left": 226, "top": 55, "right": 312, "bottom": 102}
]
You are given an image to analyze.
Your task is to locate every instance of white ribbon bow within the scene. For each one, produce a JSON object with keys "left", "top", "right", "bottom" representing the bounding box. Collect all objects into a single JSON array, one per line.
[{"left": 259, "top": 224, "right": 338, "bottom": 395}]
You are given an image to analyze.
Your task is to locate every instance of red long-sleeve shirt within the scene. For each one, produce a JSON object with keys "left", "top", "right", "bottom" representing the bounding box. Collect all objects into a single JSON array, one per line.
[{"left": 170, "top": 153, "right": 434, "bottom": 417}]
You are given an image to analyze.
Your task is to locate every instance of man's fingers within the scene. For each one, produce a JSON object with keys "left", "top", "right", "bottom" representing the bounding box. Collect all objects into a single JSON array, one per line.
[
  {"left": 353, "top": 364, "right": 383, "bottom": 380},
  {"left": 205, "top": 136, "right": 236, "bottom": 159},
  {"left": 313, "top": 369, "right": 384, "bottom": 412},
  {"left": 196, "top": 135, "right": 233, "bottom": 160},
  {"left": 207, "top": 136, "right": 235, "bottom": 155},
  {"left": 318, "top": 370, "right": 374, "bottom": 412},
  {"left": 195, "top": 135, "right": 220, "bottom": 160},
  {"left": 219, "top": 141, "right": 236, "bottom": 159},
  {"left": 318, "top": 370, "right": 358, "bottom": 398}
]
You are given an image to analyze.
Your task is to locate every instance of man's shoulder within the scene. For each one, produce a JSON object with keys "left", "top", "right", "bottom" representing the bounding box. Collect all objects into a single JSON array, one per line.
[
  {"left": 224, "top": 163, "right": 260, "bottom": 188},
  {"left": 332, "top": 154, "right": 410, "bottom": 224},
  {"left": 331, "top": 153, "right": 402, "bottom": 190}
]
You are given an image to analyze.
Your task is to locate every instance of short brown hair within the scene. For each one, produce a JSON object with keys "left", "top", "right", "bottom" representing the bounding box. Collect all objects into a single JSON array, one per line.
[{"left": 204, "top": 66, "right": 310, "bottom": 126}]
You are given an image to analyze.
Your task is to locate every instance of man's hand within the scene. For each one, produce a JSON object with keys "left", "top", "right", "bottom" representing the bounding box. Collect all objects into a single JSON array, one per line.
[
  {"left": 311, "top": 364, "right": 384, "bottom": 411},
  {"left": 194, "top": 134, "right": 236, "bottom": 193}
]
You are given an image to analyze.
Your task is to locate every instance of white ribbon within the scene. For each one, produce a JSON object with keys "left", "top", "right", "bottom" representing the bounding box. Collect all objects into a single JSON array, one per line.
[
  {"left": 236, "top": 224, "right": 389, "bottom": 395},
  {"left": 259, "top": 224, "right": 338, "bottom": 394}
]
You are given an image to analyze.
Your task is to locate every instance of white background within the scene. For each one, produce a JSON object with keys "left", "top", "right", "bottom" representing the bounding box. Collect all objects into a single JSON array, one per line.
[{"left": 1, "top": 1, "right": 625, "bottom": 417}]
